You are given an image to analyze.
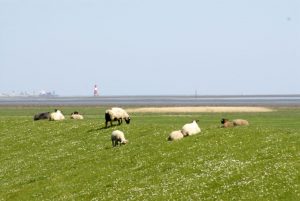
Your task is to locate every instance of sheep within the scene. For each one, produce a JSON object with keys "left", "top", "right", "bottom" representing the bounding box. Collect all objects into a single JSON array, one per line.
[
  {"left": 233, "top": 119, "right": 249, "bottom": 126},
  {"left": 220, "top": 118, "right": 234, "bottom": 128},
  {"left": 168, "top": 130, "right": 184, "bottom": 141},
  {"left": 111, "top": 130, "right": 128, "bottom": 147},
  {"left": 33, "top": 112, "right": 49, "bottom": 121},
  {"left": 181, "top": 120, "right": 201, "bottom": 136},
  {"left": 49, "top": 109, "right": 65, "bottom": 121},
  {"left": 105, "top": 107, "right": 131, "bottom": 128},
  {"left": 221, "top": 118, "right": 249, "bottom": 128},
  {"left": 33, "top": 112, "right": 50, "bottom": 121},
  {"left": 70, "top": 111, "right": 84, "bottom": 120}
]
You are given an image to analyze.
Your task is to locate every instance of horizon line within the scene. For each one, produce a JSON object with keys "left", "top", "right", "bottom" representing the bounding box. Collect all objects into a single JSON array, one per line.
[{"left": 1, "top": 93, "right": 300, "bottom": 98}]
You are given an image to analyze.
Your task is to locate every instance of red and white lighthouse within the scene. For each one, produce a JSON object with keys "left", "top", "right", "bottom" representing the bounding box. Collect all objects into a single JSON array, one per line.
[{"left": 93, "top": 84, "right": 99, "bottom": 96}]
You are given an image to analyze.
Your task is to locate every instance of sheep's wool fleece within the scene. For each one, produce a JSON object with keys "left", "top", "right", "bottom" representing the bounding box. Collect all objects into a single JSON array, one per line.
[
  {"left": 233, "top": 119, "right": 249, "bottom": 126},
  {"left": 168, "top": 130, "right": 184, "bottom": 141},
  {"left": 50, "top": 110, "right": 65, "bottom": 121},
  {"left": 111, "top": 130, "right": 127, "bottom": 142},
  {"left": 71, "top": 114, "right": 84, "bottom": 120},
  {"left": 182, "top": 121, "right": 201, "bottom": 136},
  {"left": 223, "top": 121, "right": 234, "bottom": 128},
  {"left": 107, "top": 107, "right": 129, "bottom": 119}
]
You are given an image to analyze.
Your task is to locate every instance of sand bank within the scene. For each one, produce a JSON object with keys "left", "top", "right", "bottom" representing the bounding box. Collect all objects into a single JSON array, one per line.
[{"left": 126, "top": 106, "right": 274, "bottom": 113}]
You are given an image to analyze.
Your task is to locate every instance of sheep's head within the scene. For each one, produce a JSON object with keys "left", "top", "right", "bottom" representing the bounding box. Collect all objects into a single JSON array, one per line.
[
  {"left": 54, "top": 109, "right": 63, "bottom": 114},
  {"left": 221, "top": 118, "right": 229, "bottom": 124},
  {"left": 121, "top": 139, "right": 128, "bottom": 144},
  {"left": 221, "top": 118, "right": 225, "bottom": 124},
  {"left": 125, "top": 117, "right": 131, "bottom": 124}
]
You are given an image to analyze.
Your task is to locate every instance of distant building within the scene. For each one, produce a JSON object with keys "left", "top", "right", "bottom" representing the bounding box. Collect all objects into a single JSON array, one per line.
[
  {"left": 94, "top": 84, "right": 99, "bottom": 96},
  {"left": 0, "top": 90, "right": 57, "bottom": 97}
]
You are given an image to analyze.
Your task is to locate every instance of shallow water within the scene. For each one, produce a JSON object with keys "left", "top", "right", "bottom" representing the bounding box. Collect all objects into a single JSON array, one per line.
[{"left": 1, "top": 95, "right": 300, "bottom": 106}]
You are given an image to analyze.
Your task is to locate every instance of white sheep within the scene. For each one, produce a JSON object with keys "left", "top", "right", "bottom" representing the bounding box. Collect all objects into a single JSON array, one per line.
[
  {"left": 111, "top": 130, "right": 128, "bottom": 147},
  {"left": 105, "top": 107, "right": 131, "bottom": 128},
  {"left": 49, "top": 109, "right": 65, "bottom": 121},
  {"left": 181, "top": 120, "right": 201, "bottom": 136},
  {"left": 168, "top": 130, "right": 184, "bottom": 141},
  {"left": 70, "top": 111, "right": 84, "bottom": 120}
]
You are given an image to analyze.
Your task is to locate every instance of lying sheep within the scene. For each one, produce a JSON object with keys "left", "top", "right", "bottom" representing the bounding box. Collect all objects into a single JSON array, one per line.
[
  {"left": 220, "top": 118, "right": 234, "bottom": 128},
  {"left": 70, "top": 111, "right": 84, "bottom": 120},
  {"left": 49, "top": 109, "right": 65, "bottom": 121},
  {"left": 233, "top": 119, "right": 249, "bottom": 126},
  {"left": 168, "top": 130, "right": 184, "bottom": 141},
  {"left": 33, "top": 112, "right": 50, "bottom": 121},
  {"left": 111, "top": 130, "right": 128, "bottom": 147},
  {"left": 105, "top": 107, "right": 131, "bottom": 128},
  {"left": 221, "top": 118, "right": 249, "bottom": 128},
  {"left": 181, "top": 120, "right": 201, "bottom": 136}
]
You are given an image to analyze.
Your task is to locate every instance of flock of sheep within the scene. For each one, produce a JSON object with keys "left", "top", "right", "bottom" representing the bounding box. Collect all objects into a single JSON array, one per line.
[
  {"left": 33, "top": 107, "right": 249, "bottom": 147},
  {"left": 33, "top": 109, "right": 83, "bottom": 121}
]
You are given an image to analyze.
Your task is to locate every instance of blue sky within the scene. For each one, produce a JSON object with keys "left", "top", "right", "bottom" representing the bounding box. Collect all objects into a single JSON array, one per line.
[{"left": 0, "top": 0, "right": 299, "bottom": 96}]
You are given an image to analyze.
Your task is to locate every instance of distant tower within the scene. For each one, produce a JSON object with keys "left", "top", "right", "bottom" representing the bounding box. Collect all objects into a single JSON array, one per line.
[{"left": 94, "top": 84, "right": 99, "bottom": 96}]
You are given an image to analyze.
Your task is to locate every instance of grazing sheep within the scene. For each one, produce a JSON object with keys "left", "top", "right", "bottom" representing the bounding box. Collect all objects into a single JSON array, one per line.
[
  {"left": 181, "top": 120, "right": 201, "bottom": 136},
  {"left": 111, "top": 130, "right": 128, "bottom": 147},
  {"left": 33, "top": 112, "right": 50, "bottom": 121},
  {"left": 221, "top": 118, "right": 249, "bottom": 128},
  {"left": 168, "top": 130, "right": 184, "bottom": 141},
  {"left": 105, "top": 107, "right": 131, "bottom": 128},
  {"left": 70, "top": 111, "right": 84, "bottom": 120},
  {"left": 49, "top": 109, "right": 65, "bottom": 121}
]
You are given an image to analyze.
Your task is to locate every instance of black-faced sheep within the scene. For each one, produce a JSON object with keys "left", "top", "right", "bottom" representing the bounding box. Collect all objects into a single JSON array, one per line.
[
  {"left": 111, "top": 130, "right": 128, "bottom": 147},
  {"left": 70, "top": 111, "right": 84, "bottom": 120},
  {"left": 181, "top": 120, "right": 201, "bottom": 136},
  {"left": 49, "top": 109, "right": 65, "bottom": 121},
  {"left": 221, "top": 118, "right": 249, "bottom": 128},
  {"left": 168, "top": 130, "right": 184, "bottom": 141},
  {"left": 105, "top": 107, "right": 131, "bottom": 128},
  {"left": 220, "top": 118, "right": 234, "bottom": 128},
  {"left": 33, "top": 112, "right": 50, "bottom": 121}
]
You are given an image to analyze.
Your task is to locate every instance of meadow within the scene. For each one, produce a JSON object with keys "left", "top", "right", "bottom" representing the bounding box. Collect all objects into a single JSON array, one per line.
[{"left": 0, "top": 106, "right": 299, "bottom": 200}]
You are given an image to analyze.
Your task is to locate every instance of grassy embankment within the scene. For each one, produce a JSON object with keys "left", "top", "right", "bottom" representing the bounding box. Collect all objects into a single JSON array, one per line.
[{"left": 0, "top": 106, "right": 299, "bottom": 200}]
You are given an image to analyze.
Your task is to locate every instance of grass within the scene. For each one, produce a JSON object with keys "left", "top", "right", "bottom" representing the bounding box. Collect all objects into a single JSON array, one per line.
[{"left": 0, "top": 106, "right": 299, "bottom": 200}]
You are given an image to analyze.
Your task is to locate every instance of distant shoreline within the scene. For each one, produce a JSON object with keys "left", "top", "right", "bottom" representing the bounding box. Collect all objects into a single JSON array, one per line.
[
  {"left": 1, "top": 95, "right": 300, "bottom": 106},
  {"left": 1, "top": 94, "right": 300, "bottom": 99}
]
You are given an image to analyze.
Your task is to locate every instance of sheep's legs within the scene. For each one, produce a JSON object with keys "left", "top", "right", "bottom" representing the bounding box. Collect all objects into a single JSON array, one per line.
[
  {"left": 105, "top": 120, "right": 113, "bottom": 128},
  {"left": 118, "top": 119, "right": 122, "bottom": 125},
  {"left": 112, "top": 140, "right": 119, "bottom": 147}
]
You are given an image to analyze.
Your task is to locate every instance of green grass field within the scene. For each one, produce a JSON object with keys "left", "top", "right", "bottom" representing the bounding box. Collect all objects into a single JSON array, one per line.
[{"left": 0, "top": 106, "right": 299, "bottom": 200}]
